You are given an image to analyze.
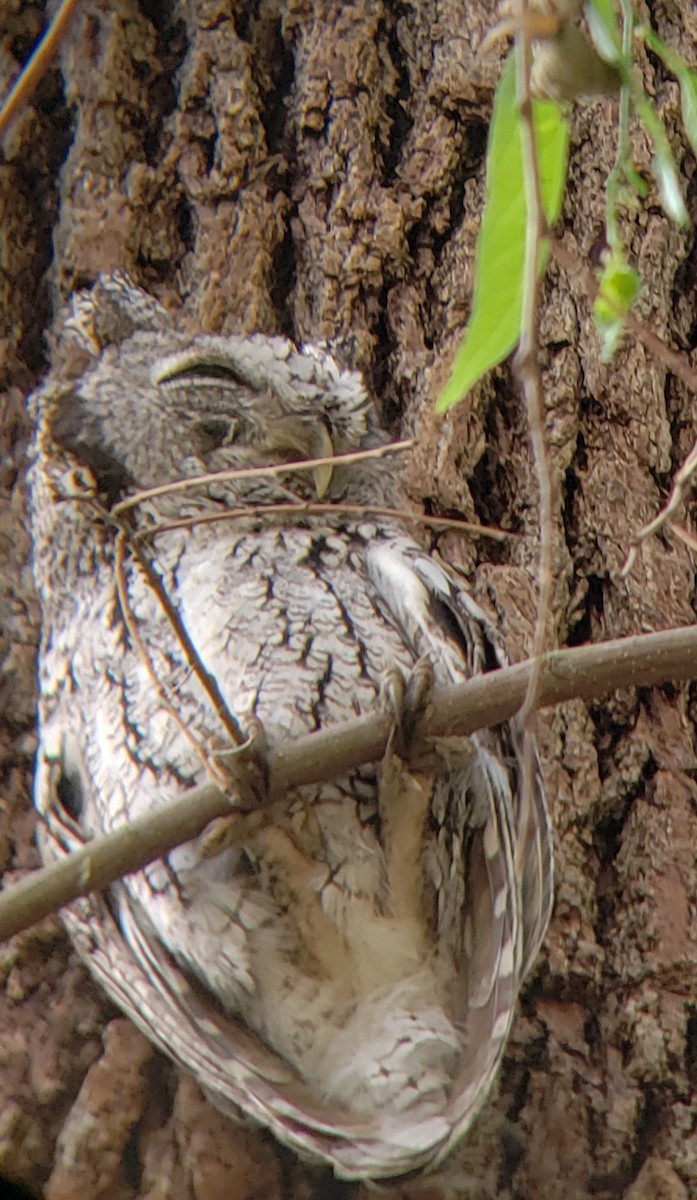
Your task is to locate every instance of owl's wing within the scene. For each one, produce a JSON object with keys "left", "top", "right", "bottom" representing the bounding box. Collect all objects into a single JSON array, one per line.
[
  {"left": 365, "top": 536, "right": 553, "bottom": 1158},
  {"left": 365, "top": 535, "right": 554, "bottom": 974},
  {"left": 39, "top": 780, "right": 487, "bottom": 1176},
  {"left": 35, "top": 784, "right": 382, "bottom": 1164}
]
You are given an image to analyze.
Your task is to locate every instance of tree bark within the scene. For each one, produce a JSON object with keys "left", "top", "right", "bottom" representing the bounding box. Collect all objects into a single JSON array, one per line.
[{"left": 2, "top": 1, "right": 697, "bottom": 1198}]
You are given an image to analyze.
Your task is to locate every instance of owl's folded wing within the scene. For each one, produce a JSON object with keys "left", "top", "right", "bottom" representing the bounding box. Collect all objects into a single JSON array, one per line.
[{"left": 366, "top": 535, "right": 553, "bottom": 975}]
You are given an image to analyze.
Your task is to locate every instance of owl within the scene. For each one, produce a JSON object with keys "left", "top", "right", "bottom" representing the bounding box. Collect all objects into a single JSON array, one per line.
[{"left": 28, "top": 273, "right": 553, "bottom": 1180}]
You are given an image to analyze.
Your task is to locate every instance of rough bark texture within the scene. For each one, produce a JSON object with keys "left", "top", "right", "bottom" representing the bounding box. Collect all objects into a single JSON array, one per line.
[{"left": 2, "top": 1, "right": 697, "bottom": 1197}]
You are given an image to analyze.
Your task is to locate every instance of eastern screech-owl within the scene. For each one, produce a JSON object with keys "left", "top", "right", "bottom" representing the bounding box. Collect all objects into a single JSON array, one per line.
[{"left": 28, "top": 273, "right": 553, "bottom": 1180}]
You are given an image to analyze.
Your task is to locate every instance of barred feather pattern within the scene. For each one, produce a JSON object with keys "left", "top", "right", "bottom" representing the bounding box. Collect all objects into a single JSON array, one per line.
[{"left": 28, "top": 274, "right": 553, "bottom": 1180}]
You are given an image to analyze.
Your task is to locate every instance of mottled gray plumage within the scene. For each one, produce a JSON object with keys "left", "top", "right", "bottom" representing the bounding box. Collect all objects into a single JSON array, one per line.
[{"left": 29, "top": 273, "right": 553, "bottom": 1179}]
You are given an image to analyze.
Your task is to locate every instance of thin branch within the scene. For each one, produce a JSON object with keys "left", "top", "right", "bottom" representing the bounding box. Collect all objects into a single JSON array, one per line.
[
  {"left": 604, "top": 0, "right": 634, "bottom": 255},
  {"left": 137, "top": 500, "right": 513, "bottom": 545},
  {"left": 121, "top": 531, "right": 247, "bottom": 747},
  {"left": 112, "top": 439, "right": 416, "bottom": 515},
  {"left": 513, "top": 1, "right": 556, "bottom": 728},
  {"left": 110, "top": 438, "right": 511, "bottom": 546},
  {"left": 668, "top": 521, "right": 697, "bottom": 554},
  {"left": 0, "top": 0, "right": 81, "bottom": 142},
  {"left": 114, "top": 531, "right": 228, "bottom": 781},
  {"left": 622, "top": 440, "right": 697, "bottom": 575},
  {"left": 511, "top": 1, "right": 557, "bottom": 880},
  {"left": 3, "top": 623, "right": 697, "bottom": 945}
]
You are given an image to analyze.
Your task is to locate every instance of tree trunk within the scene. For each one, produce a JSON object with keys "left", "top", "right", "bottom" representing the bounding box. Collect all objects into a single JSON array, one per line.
[{"left": 2, "top": 1, "right": 697, "bottom": 1198}]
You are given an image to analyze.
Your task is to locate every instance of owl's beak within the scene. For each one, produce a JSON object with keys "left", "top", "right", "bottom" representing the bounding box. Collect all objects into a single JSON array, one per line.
[
  {"left": 267, "top": 416, "right": 335, "bottom": 498},
  {"left": 311, "top": 424, "right": 334, "bottom": 498}
]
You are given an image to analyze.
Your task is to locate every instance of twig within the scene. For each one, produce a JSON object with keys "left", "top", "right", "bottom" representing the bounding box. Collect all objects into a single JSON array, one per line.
[
  {"left": 604, "top": 0, "right": 634, "bottom": 255},
  {"left": 668, "top": 521, "right": 697, "bottom": 554},
  {"left": 513, "top": 1, "right": 556, "bottom": 728},
  {"left": 76, "top": 495, "right": 248, "bottom": 748},
  {"left": 511, "top": 2, "right": 557, "bottom": 879},
  {"left": 621, "top": 440, "right": 697, "bottom": 575},
  {"left": 122, "top": 532, "right": 247, "bottom": 747},
  {"left": 0, "top": 0, "right": 81, "bottom": 142},
  {"left": 136, "top": 500, "right": 513, "bottom": 545},
  {"left": 4, "top": 623, "right": 697, "bottom": 944},
  {"left": 114, "top": 531, "right": 228, "bottom": 781},
  {"left": 112, "top": 440, "right": 415, "bottom": 515}
]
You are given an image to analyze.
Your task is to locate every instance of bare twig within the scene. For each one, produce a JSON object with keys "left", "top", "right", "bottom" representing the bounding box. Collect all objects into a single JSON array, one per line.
[
  {"left": 137, "top": 500, "right": 513, "bottom": 545},
  {"left": 621, "top": 441, "right": 697, "bottom": 575},
  {"left": 121, "top": 532, "right": 247, "bottom": 747},
  {"left": 512, "top": 1, "right": 556, "bottom": 728},
  {"left": 4, "top": 623, "right": 697, "bottom": 944},
  {"left": 113, "top": 440, "right": 416, "bottom": 515},
  {"left": 604, "top": 0, "right": 634, "bottom": 256},
  {"left": 114, "top": 531, "right": 228, "bottom": 780},
  {"left": 108, "top": 436, "right": 511, "bottom": 543},
  {"left": 668, "top": 521, "right": 697, "bottom": 554},
  {"left": 511, "top": 2, "right": 557, "bottom": 878},
  {"left": 71, "top": 494, "right": 248, "bottom": 750},
  {"left": 0, "top": 0, "right": 81, "bottom": 142}
]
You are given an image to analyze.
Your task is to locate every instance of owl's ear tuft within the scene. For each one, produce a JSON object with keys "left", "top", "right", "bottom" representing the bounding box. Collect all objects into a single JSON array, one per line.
[
  {"left": 61, "top": 272, "right": 171, "bottom": 357},
  {"left": 323, "top": 334, "right": 363, "bottom": 373}
]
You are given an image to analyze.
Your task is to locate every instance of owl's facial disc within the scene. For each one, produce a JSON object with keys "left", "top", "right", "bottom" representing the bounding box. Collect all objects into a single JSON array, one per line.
[{"left": 155, "top": 350, "right": 336, "bottom": 498}]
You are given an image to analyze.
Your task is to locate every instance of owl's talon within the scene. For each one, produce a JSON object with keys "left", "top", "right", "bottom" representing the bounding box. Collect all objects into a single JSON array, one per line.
[
  {"left": 380, "top": 657, "right": 435, "bottom": 764},
  {"left": 200, "top": 718, "right": 271, "bottom": 858},
  {"left": 214, "top": 716, "right": 269, "bottom": 800},
  {"left": 377, "top": 664, "right": 435, "bottom": 939}
]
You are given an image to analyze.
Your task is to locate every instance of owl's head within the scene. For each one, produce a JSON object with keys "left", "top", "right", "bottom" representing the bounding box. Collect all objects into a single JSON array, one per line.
[{"left": 44, "top": 273, "right": 392, "bottom": 504}]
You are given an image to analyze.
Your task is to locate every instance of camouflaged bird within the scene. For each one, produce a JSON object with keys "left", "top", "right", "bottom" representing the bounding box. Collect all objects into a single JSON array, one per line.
[{"left": 28, "top": 273, "right": 553, "bottom": 1179}]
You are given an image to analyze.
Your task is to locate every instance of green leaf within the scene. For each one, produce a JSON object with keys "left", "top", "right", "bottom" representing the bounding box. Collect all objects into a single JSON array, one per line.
[
  {"left": 623, "top": 163, "right": 649, "bottom": 198},
  {"left": 593, "top": 251, "right": 639, "bottom": 362},
  {"left": 632, "top": 90, "right": 688, "bottom": 226},
  {"left": 679, "top": 69, "right": 697, "bottom": 157},
  {"left": 636, "top": 23, "right": 697, "bottom": 162},
  {"left": 437, "top": 56, "right": 569, "bottom": 411},
  {"left": 586, "top": 0, "right": 623, "bottom": 65},
  {"left": 654, "top": 147, "right": 688, "bottom": 224},
  {"left": 638, "top": 22, "right": 697, "bottom": 159}
]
